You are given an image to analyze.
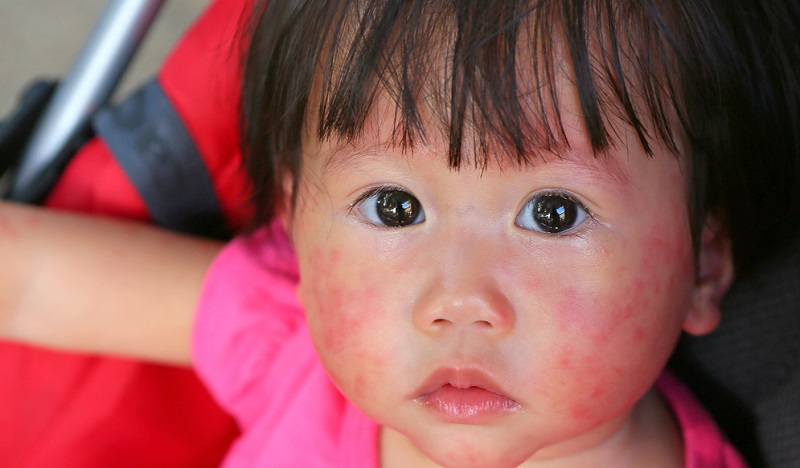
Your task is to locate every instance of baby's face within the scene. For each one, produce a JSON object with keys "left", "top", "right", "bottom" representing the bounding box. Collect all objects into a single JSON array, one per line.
[{"left": 288, "top": 95, "right": 717, "bottom": 465}]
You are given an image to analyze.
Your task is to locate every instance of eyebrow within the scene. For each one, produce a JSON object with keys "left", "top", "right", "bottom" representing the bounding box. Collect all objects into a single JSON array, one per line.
[
  {"left": 321, "top": 135, "right": 634, "bottom": 191},
  {"left": 544, "top": 142, "right": 633, "bottom": 189},
  {"left": 322, "top": 140, "right": 392, "bottom": 174}
]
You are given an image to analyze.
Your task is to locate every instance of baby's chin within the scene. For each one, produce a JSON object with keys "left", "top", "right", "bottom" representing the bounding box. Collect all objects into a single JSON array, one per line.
[
  {"left": 391, "top": 425, "right": 539, "bottom": 468},
  {"left": 423, "top": 444, "right": 532, "bottom": 468}
]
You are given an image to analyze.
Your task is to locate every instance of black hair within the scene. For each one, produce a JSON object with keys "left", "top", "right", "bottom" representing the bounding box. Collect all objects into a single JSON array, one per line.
[{"left": 240, "top": 0, "right": 800, "bottom": 277}]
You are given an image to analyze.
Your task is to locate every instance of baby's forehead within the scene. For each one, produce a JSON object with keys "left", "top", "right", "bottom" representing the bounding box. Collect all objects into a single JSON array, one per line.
[{"left": 313, "top": 118, "right": 638, "bottom": 190}]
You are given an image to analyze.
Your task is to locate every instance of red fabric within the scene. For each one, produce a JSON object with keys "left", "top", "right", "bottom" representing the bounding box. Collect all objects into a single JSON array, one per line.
[{"left": 0, "top": 0, "right": 250, "bottom": 465}]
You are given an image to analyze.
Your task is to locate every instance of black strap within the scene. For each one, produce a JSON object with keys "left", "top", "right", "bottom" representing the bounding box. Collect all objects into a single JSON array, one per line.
[{"left": 93, "top": 79, "right": 230, "bottom": 239}]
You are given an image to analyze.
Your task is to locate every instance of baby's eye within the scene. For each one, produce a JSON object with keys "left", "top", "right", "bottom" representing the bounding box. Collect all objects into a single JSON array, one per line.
[
  {"left": 515, "top": 193, "right": 589, "bottom": 234},
  {"left": 354, "top": 188, "right": 426, "bottom": 227}
]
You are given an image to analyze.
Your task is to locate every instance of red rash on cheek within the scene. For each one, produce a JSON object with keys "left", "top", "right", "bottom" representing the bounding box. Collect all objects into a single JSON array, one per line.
[
  {"left": 612, "top": 277, "right": 653, "bottom": 346},
  {"left": 642, "top": 218, "right": 694, "bottom": 285},
  {"left": 550, "top": 288, "right": 621, "bottom": 424},
  {"left": 557, "top": 346, "right": 573, "bottom": 369},
  {"left": 631, "top": 326, "right": 646, "bottom": 344},
  {"left": 555, "top": 288, "right": 619, "bottom": 347},
  {"left": 353, "top": 374, "right": 368, "bottom": 400},
  {"left": 306, "top": 248, "right": 384, "bottom": 355},
  {"left": 610, "top": 223, "right": 694, "bottom": 348},
  {"left": 569, "top": 402, "right": 592, "bottom": 422},
  {"left": 551, "top": 241, "right": 686, "bottom": 424},
  {"left": 523, "top": 272, "right": 545, "bottom": 295},
  {"left": 319, "top": 289, "right": 364, "bottom": 354}
]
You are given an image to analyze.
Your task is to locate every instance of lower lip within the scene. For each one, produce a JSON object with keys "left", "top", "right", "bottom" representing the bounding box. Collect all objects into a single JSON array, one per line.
[{"left": 415, "top": 384, "right": 521, "bottom": 423}]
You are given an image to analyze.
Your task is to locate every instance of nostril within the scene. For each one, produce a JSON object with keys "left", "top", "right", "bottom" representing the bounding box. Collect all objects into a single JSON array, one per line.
[
  {"left": 415, "top": 291, "right": 514, "bottom": 334},
  {"left": 429, "top": 319, "right": 495, "bottom": 328}
]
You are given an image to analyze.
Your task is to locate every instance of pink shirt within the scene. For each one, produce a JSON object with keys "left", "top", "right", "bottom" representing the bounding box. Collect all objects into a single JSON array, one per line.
[{"left": 193, "top": 225, "right": 747, "bottom": 467}]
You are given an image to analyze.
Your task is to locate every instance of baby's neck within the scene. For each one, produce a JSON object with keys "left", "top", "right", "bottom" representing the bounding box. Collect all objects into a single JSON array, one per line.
[{"left": 379, "top": 389, "right": 683, "bottom": 467}]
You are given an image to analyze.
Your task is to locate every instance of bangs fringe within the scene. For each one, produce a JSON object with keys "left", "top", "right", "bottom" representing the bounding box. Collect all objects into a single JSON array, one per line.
[{"left": 306, "top": 0, "right": 690, "bottom": 170}]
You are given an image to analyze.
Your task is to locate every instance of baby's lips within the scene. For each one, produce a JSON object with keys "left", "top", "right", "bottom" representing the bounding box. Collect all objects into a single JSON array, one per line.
[{"left": 412, "top": 367, "right": 521, "bottom": 423}]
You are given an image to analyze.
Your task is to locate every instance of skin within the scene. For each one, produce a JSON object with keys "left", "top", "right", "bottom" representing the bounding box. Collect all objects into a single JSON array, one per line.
[
  {"left": 286, "top": 88, "right": 732, "bottom": 466},
  {"left": 0, "top": 201, "right": 220, "bottom": 364}
]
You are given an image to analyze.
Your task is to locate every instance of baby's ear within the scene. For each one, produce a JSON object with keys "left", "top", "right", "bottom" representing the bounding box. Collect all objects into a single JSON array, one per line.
[
  {"left": 683, "top": 217, "right": 735, "bottom": 336},
  {"left": 275, "top": 173, "right": 295, "bottom": 231}
]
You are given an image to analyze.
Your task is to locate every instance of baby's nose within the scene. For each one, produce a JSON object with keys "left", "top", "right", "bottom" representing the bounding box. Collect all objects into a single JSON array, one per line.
[{"left": 412, "top": 265, "right": 515, "bottom": 336}]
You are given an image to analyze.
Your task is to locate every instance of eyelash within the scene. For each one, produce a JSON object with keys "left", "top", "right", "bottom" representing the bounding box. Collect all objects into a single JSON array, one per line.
[
  {"left": 518, "top": 189, "right": 596, "bottom": 235},
  {"left": 348, "top": 186, "right": 596, "bottom": 233},
  {"left": 347, "top": 183, "right": 411, "bottom": 223}
]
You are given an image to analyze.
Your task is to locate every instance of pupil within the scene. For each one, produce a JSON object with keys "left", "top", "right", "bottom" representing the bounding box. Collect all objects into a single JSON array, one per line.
[
  {"left": 533, "top": 196, "right": 576, "bottom": 233},
  {"left": 376, "top": 190, "right": 420, "bottom": 227}
]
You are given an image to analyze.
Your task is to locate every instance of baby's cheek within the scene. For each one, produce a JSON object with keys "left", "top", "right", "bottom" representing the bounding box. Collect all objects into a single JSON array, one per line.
[
  {"left": 548, "top": 290, "right": 631, "bottom": 423},
  {"left": 317, "top": 284, "right": 379, "bottom": 355},
  {"left": 305, "top": 248, "right": 382, "bottom": 354},
  {"left": 549, "top": 266, "right": 682, "bottom": 423},
  {"left": 302, "top": 248, "right": 399, "bottom": 398}
]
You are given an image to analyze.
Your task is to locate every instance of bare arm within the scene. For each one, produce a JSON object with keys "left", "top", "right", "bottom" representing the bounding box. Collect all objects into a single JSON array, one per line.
[{"left": 0, "top": 201, "right": 222, "bottom": 365}]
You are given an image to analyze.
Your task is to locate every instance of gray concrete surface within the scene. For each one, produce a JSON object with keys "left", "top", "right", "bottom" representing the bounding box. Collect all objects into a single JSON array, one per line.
[{"left": 0, "top": 0, "right": 209, "bottom": 117}]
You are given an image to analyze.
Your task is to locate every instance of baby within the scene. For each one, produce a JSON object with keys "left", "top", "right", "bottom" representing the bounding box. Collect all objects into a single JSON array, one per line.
[{"left": 3, "top": 0, "right": 800, "bottom": 466}]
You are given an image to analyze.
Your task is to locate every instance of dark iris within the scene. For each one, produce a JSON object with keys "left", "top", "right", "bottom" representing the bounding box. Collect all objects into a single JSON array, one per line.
[
  {"left": 532, "top": 195, "right": 578, "bottom": 233},
  {"left": 376, "top": 190, "right": 422, "bottom": 227}
]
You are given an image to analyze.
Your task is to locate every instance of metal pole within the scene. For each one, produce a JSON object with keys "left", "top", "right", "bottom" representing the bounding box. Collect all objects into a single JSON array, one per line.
[{"left": 7, "top": 0, "right": 166, "bottom": 202}]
